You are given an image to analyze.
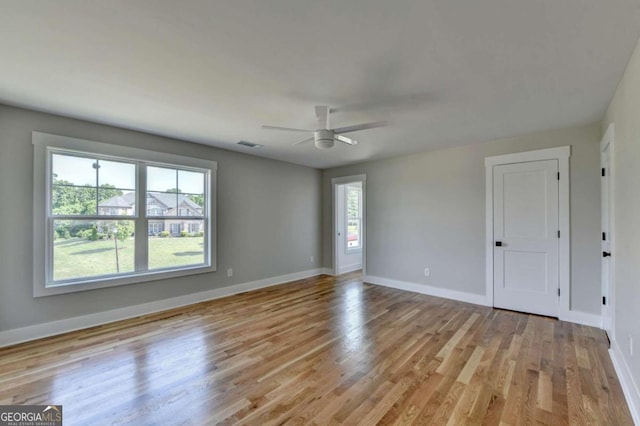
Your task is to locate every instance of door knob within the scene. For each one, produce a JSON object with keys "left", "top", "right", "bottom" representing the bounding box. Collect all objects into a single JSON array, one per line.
[
  {"left": 495, "top": 241, "right": 503, "bottom": 247},
  {"left": 603, "top": 251, "right": 611, "bottom": 257}
]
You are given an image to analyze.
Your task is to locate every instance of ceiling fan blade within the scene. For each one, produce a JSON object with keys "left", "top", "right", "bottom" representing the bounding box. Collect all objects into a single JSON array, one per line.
[
  {"left": 335, "top": 135, "right": 358, "bottom": 145},
  {"left": 262, "top": 125, "right": 313, "bottom": 133},
  {"left": 332, "top": 120, "right": 388, "bottom": 134},
  {"left": 292, "top": 136, "right": 314, "bottom": 146},
  {"left": 315, "top": 105, "right": 329, "bottom": 129}
]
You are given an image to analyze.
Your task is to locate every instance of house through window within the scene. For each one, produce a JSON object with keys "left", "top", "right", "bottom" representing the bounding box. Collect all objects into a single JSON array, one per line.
[{"left": 33, "top": 132, "right": 217, "bottom": 296}]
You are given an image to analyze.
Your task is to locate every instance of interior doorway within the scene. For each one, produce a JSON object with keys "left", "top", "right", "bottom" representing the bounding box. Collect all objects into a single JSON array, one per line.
[
  {"left": 332, "top": 175, "right": 366, "bottom": 276},
  {"left": 485, "top": 147, "right": 571, "bottom": 319}
]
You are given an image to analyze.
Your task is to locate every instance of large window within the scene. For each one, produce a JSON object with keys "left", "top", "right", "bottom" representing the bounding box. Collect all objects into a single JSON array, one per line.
[
  {"left": 33, "top": 132, "right": 217, "bottom": 297},
  {"left": 346, "top": 185, "right": 362, "bottom": 250}
]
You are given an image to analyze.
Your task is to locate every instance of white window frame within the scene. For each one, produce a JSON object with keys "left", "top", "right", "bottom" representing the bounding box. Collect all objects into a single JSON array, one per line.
[
  {"left": 345, "top": 185, "right": 363, "bottom": 252},
  {"left": 33, "top": 132, "right": 217, "bottom": 297}
]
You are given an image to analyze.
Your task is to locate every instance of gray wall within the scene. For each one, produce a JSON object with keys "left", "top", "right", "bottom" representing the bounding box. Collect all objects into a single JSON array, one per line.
[
  {"left": 603, "top": 37, "right": 640, "bottom": 394},
  {"left": 0, "top": 105, "right": 322, "bottom": 331},
  {"left": 0, "top": 102, "right": 604, "bottom": 333},
  {"left": 322, "top": 124, "right": 602, "bottom": 314}
]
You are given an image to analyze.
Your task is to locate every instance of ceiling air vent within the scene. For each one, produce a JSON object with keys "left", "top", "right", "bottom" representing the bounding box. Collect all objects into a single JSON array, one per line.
[{"left": 237, "top": 141, "right": 263, "bottom": 149}]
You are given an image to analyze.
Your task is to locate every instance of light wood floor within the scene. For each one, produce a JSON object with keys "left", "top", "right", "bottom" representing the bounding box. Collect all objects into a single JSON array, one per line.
[{"left": 0, "top": 273, "right": 632, "bottom": 425}]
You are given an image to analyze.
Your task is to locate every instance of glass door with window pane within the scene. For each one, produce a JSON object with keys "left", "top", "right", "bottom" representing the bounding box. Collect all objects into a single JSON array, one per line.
[{"left": 346, "top": 185, "right": 362, "bottom": 250}]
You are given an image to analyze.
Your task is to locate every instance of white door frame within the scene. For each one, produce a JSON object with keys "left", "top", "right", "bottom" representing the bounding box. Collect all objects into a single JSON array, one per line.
[
  {"left": 485, "top": 146, "right": 571, "bottom": 318},
  {"left": 601, "top": 123, "right": 615, "bottom": 336},
  {"left": 332, "top": 174, "right": 366, "bottom": 276}
]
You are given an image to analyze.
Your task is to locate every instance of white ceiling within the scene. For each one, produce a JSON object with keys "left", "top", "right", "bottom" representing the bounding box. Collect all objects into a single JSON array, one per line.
[{"left": 1, "top": 1, "right": 639, "bottom": 169}]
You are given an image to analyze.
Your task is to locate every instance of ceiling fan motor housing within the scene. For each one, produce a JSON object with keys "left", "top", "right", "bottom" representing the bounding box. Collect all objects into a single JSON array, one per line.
[
  {"left": 262, "top": 106, "right": 387, "bottom": 149},
  {"left": 314, "top": 129, "right": 334, "bottom": 149}
]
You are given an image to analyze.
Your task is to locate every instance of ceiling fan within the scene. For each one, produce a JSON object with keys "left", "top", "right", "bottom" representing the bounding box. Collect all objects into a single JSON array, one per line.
[{"left": 262, "top": 106, "right": 387, "bottom": 149}]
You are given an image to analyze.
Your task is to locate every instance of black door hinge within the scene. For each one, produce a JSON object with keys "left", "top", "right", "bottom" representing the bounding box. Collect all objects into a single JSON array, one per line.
[
  {"left": 602, "top": 168, "right": 606, "bottom": 177},
  {"left": 557, "top": 172, "right": 560, "bottom": 180},
  {"left": 602, "top": 232, "right": 606, "bottom": 241},
  {"left": 603, "top": 296, "right": 607, "bottom": 305},
  {"left": 557, "top": 230, "right": 561, "bottom": 238},
  {"left": 558, "top": 288, "right": 561, "bottom": 297}
]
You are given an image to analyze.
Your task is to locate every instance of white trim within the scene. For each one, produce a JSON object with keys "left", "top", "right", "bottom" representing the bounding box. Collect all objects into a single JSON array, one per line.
[
  {"left": 484, "top": 146, "right": 571, "bottom": 167},
  {"left": 610, "top": 339, "right": 640, "bottom": 425},
  {"left": 365, "top": 275, "right": 602, "bottom": 328},
  {"left": 0, "top": 268, "right": 324, "bottom": 348},
  {"left": 364, "top": 275, "right": 491, "bottom": 307},
  {"left": 321, "top": 267, "right": 335, "bottom": 276},
  {"left": 337, "top": 263, "right": 363, "bottom": 275},
  {"left": 33, "top": 132, "right": 217, "bottom": 169},
  {"left": 485, "top": 146, "right": 571, "bottom": 318},
  {"left": 559, "top": 310, "right": 602, "bottom": 328},
  {"left": 601, "top": 123, "right": 616, "bottom": 340},
  {"left": 331, "top": 174, "right": 367, "bottom": 277}
]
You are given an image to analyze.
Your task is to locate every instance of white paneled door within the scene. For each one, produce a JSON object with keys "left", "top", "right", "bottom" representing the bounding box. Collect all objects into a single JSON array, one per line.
[{"left": 493, "top": 160, "right": 560, "bottom": 317}]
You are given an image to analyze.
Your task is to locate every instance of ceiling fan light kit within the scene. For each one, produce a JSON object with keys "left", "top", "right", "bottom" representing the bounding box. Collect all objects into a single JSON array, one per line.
[
  {"left": 262, "top": 105, "right": 387, "bottom": 150},
  {"left": 314, "top": 129, "right": 335, "bottom": 149}
]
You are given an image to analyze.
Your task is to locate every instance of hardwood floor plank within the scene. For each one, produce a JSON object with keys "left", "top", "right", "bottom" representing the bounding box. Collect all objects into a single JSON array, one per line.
[
  {"left": 0, "top": 272, "right": 633, "bottom": 425},
  {"left": 537, "top": 370, "right": 553, "bottom": 412},
  {"left": 457, "top": 346, "right": 485, "bottom": 385}
]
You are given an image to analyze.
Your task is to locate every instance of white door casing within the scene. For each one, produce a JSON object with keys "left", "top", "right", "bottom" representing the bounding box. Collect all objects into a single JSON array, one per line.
[
  {"left": 493, "top": 160, "right": 559, "bottom": 317},
  {"left": 332, "top": 174, "right": 366, "bottom": 276},
  {"left": 601, "top": 124, "right": 615, "bottom": 337},
  {"left": 486, "top": 146, "right": 570, "bottom": 320}
]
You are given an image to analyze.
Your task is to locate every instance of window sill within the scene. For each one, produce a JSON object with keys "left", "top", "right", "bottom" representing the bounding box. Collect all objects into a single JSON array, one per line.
[{"left": 34, "top": 264, "right": 216, "bottom": 297}]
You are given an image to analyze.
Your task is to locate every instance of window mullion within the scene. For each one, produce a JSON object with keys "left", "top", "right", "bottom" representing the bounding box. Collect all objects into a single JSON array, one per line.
[
  {"left": 94, "top": 159, "right": 99, "bottom": 215},
  {"left": 46, "top": 217, "right": 54, "bottom": 285},
  {"left": 135, "top": 163, "right": 148, "bottom": 272}
]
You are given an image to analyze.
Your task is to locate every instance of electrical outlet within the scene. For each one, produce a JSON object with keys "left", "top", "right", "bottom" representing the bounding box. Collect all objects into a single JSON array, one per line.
[
  {"left": 424, "top": 268, "right": 430, "bottom": 277},
  {"left": 630, "top": 334, "right": 634, "bottom": 357},
  {"left": 227, "top": 268, "right": 233, "bottom": 277}
]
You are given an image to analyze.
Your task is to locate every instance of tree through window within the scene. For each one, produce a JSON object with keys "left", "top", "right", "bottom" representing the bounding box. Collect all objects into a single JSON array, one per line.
[
  {"left": 346, "top": 185, "right": 362, "bottom": 250},
  {"left": 33, "top": 132, "right": 216, "bottom": 296}
]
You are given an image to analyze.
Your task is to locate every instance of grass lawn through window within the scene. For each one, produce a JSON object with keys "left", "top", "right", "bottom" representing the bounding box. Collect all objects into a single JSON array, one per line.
[{"left": 53, "top": 237, "right": 205, "bottom": 281}]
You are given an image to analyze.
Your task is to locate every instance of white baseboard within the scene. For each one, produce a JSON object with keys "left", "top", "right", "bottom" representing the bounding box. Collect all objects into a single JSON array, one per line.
[
  {"left": 0, "top": 268, "right": 324, "bottom": 348},
  {"left": 559, "top": 310, "right": 602, "bottom": 328},
  {"left": 364, "top": 275, "right": 491, "bottom": 307},
  {"left": 610, "top": 340, "right": 640, "bottom": 425},
  {"left": 365, "top": 275, "right": 604, "bottom": 329},
  {"left": 321, "top": 267, "right": 335, "bottom": 276},
  {"left": 338, "top": 263, "right": 363, "bottom": 275}
]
